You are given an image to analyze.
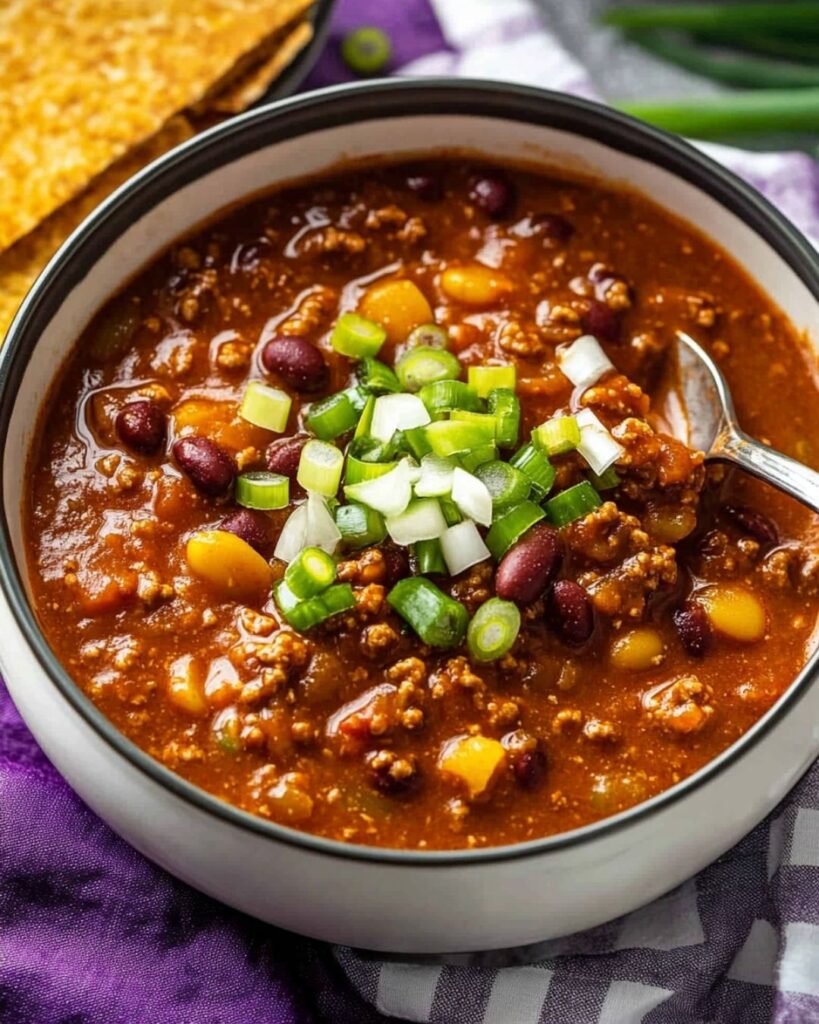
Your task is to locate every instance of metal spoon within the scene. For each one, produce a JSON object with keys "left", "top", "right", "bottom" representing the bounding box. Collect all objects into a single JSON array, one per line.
[{"left": 674, "top": 331, "right": 819, "bottom": 513}]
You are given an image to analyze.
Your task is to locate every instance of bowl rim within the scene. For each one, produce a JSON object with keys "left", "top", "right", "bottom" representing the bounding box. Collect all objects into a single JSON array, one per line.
[{"left": 1, "top": 77, "right": 818, "bottom": 867}]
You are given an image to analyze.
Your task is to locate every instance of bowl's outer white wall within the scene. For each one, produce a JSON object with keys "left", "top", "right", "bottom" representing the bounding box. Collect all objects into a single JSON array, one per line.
[{"left": 3, "top": 112, "right": 819, "bottom": 951}]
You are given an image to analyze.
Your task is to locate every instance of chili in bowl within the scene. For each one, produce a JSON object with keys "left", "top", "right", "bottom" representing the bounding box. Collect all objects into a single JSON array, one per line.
[{"left": 1, "top": 81, "right": 818, "bottom": 953}]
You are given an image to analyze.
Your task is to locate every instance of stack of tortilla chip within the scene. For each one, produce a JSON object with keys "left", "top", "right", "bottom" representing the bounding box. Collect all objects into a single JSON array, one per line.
[{"left": 0, "top": 0, "right": 315, "bottom": 340}]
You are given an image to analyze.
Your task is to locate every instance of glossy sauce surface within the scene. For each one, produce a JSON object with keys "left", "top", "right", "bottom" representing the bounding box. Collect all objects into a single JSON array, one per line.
[{"left": 26, "top": 160, "right": 819, "bottom": 849}]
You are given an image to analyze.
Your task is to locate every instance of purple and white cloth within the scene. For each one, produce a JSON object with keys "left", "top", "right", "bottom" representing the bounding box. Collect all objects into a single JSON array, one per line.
[{"left": 2, "top": 2, "right": 819, "bottom": 1022}]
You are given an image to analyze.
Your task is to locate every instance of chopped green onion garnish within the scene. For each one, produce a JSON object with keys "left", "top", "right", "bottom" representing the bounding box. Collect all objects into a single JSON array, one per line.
[
  {"left": 424, "top": 419, "right": 496, "bottom": 457},
  {"left": 306, "top": 391, "right": 359, "bottom": 440},
  {"left": 440, "top": 520, "right": 490, "bottom": 576},
  {"left": 509, "top": 444, "right": 556, "bottom": 501},
  {"left": 335, "top": 502, "right": 387, "bottom": 548},
  {"left": 344, "top": 458, "right": 415, "bottom": 516},
  {"left": 284, "top": 546, "right": 337, "bottom": 599},
  {"left": 297, "top": 440, "right": 344, "bottom": 497},
  {"left": 414, "top": 538, "right": 446, "bottom": 575},
  {"left": 450, "top": 409, "right": 500, "bottom": 438},
  {"left": 414, "top": 454, "right": 457, "bottom": 497},
  {"left": 533, "top": 416, "right": 581, "bottom": 456},
  {"left": 330, "top": 312, "right": 386, "bottom": 358},
  {"left": 439, "top": 496, "right": 463, "bottom": 526},
  {"left": 340, "top": 26, "right": 392, "bottom": 76},
  {"left": 395, "top": 346, "right": 462, "bottom": 392},
  {"left": 354, "top": 394, "right": 375, "bottom": 440},
  {"left": 460, "top": 443, "right": 498, "bottom": 473},
  {"left": 485, "top": 501, "right": 546, "bottom": 560},
  {"left": 544, "top": 481, "right": 602, "bottom": 527},
  {"left": 468, "top": 365, "right": 516, "bottom": 398},
  {"left": 402, "top": 425, "right": 433, "bottom": 460},
  {"left": 387, "top": 577, "right": 469, "bottom": 648},
  {"left": 235, "top": 471, "right": 289, "bottom": 510},
  {"left": 419, "top": 380, "right": 482, "bottom": 419},
  {"left": 407, "top": 323, "right": 449, "bottom": 349},
  {"left": 344, "top": 385, "right": 369, "bottom": 415},
  {"left": 275, "top": 580, "right": 355, "bottom": 631},
  {"left": 345, "top": 453, "right": 397, "bottom": 485},
  {"left": 475, "top": 460, "right": 530, "bottom": 511},
  {"left": 239, "top": 380, "right": 292, "bottom": 433},
  {"left": 488, "top": 388, "right": 520, "bottom": 448},
  {"left": 358, "top": 357, "right": 400, "bottom": 394},
  {"left": 467, "top": 597, "right": 521, "bottom": 662},
  {"left": 451, "top": 467, "right": 493, "bottom": 527},
  {"left": 385, "top": 498, "right": 447, "bottom": 546},
  {"left": 589, "top": 467, "right": 620, "bottom": 491},
  {"left": 371, "top": 393, "right": 431, "bottom": 443}
]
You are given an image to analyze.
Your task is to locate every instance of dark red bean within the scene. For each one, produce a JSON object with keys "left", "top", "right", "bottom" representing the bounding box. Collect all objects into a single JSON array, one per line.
[
  {"left": 261, "top": 336, "right": 328, "bottom": 393},
  {"left": 502, "top": 731, "right": 548, "bottom": 791},
  {"left": 547, "top": 580, "right": 594, "bottom": 646},
  {"left": 495, "top": 524, "right": 561, "bottom": 604},
  {"left": 219, "top": 509, "right": 271, "bottom": 553},
  {"left": 406, "top": 172, "right": 442, "bottom": 202},
  {"left": 673, "top": 603, "right": 711, "bottom": 657},
  {"left": 530, "top": 212, "right": 574, "bottom": 244},
  {"left": 468, "top": 171, "right": 516, "bottom": 219},
  {"left": 173, "top": 436, "right": 235, "bottom": 497},
  {"left": 382, "top": 544, "right": 410, "bottom": 587},
  {"left": 266, "top": 434, "right": 309, "bottom": 479},
  {"left": 582, "top": 300, "right": 622, "bottom": 345},
  {"left": 724, "top": 505, "right": 779, "bottom": 546},
  {"left": 366, "top": 750, "right": 421, "bottom": 797},
  {"left": 115, "top": 400, "right": 166, "bottom": 455}
]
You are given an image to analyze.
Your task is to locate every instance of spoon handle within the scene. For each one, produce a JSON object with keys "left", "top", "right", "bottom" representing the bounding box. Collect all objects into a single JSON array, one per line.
[{"left": 716, "top": 427, "right": 819, "bottom": 515}]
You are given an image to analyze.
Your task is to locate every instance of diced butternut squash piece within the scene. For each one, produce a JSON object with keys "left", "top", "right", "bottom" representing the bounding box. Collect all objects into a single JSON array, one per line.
[
  {"left": 439, "top": 734, "right": 506, "bottom": 800},
  {"left": 168, "top": 655, "right": 207, "bottom": 715},
  {"left": 359, "top": 279, "right": 433, "bottom": 343},
  {"left": 698, "top": 584, "right": 766, "bottom": 643},
  {"left": 172, "top": 398, "right": 230, "bottom": 433},
  {"left": 644, "top": 505, "right": 697, "bottom": 544},
  {"left": 610, "top": 627, "right": 665, "bottom": 671},
  {"left": 440, "top": 264, "right": 512, "bottom": 307},
  {"left": 186, "top": 530, "right": 272, "bottom": 599}
]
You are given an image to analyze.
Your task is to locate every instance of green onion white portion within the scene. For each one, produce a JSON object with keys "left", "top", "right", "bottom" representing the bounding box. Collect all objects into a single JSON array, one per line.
[
  {"left": 370, "top": 393, "right": 431, "bottom": 443},
  {"left": 575, "top": 408, "right": 625, "bottom": 475},
  {"left": 297, "top": 440, "right": 344, "bottom": 496},
  {"left": 557, "top": 334, "right": 614, "bottom": 389},
  {"left": 440, "top": 520, "right": 491, "bottom": 576},
  {"left": 450, "top": 467, "right": 493, "bottom": 527},
  {"left": 344, "top": 458, "right": 416, "bottom": 516},
  {"left": 385, "top": 498, "right": 447, "bottom": 546},
  {"left": 414, "top": 454, "right": 457, "bottom": 497}
]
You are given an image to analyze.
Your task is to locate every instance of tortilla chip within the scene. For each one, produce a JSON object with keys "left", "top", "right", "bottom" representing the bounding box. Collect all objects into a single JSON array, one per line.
[
  {"left": 205, "top": 21, "right": 313, "bottom": 115},
  {"left": 0, "top": 0, "right": 312, "bottom": 251},
  {"left": 0, "top": 117, "right": 196, "bottom": 341}
]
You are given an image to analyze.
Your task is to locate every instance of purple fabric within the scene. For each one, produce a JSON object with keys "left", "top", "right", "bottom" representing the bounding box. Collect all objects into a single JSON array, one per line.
[{"left": 3, "top": 1, "right": 819, "bottom": 1022}]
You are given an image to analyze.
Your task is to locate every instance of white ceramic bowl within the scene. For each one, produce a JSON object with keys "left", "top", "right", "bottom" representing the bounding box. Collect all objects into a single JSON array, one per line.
[{"left": 1, "top": 80, "right": 818, "bottom": 955}]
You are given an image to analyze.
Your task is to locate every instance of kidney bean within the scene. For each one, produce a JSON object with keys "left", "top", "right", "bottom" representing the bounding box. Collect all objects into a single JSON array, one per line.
[
  {"left": 582, "top": 299, "right": 622, "bottom": 344},
  {"left": 724, "top": 505, "right": 779, "bottom": 546},
  {"left": 530, "top": 212, "right": 574, "bottom": 244},
  {"left": 173, "top": 436, "right": 235, "bottom": 497},
  {"left": 495, "top": 524, "right": 561, "bottom": 604},
  {"left": 547, "top": 580, "right": 594, "bottom": 646},
  {"left": 219, "top": 509, "right": 271, "bottom": 553},
  {"left": 366, "top": 750, "right": 421, "bottom": 797},
  {"left": 266, "top": 434, "right": 309, "bottom": 479},
  {"left": 468, "top": 171, "right": 516, "bottom": 219},
  {"left": 261, "top": 336, "right": 328, "bottom": 393},
  {"left": 502, "top": 730, "right": 548, "bottom": 791},
  {"left": 115, "top": 399, "right": 166, "bottom": 455},
  {"left": 673, "top": 603, "right": 711, "bottom": 657},
  {"left": 406, "top": 171, "right": 442, "bottom": 202},
  {"left": 382, "top": 544, "right": 411, "bottom": 587}
]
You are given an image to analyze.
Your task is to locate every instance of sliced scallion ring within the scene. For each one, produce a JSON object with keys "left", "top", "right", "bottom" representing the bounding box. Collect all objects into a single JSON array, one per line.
[
  {"left": 358, "top": 356, "right": 400, "bottom": 394},
  {"left": 305, "top": 390, "right": 359, "bottom": 440},
  {"left": 460, "top": 443, "right": 498, "bottom": 473},
  {"left": 485, "top": 500, "right": 547, "bottom": 560},
  {"left": 474, "top": 460, "right": 530, "bottom": 511},
  {"left": 487, "top": 388, "right": 520, "bottom": 448},
  {"left": 395, "top": 346, "right": 462, "bottom": 392},
  {"left": 297, "top": 440, "right": 344, "bottom": 497},
  {"left": 544, "top": 481, "right": 602, "bottom": 527},
  {"left": 413, "top": 538, "right": 447, "bottom": 574},
  {"left": 335, "top": 502, "right": 387, "bottom": 548},
  {"left": 440, "top": 520, "right": 491, "bottom": 576},
  {"left": 239, "top": 380, "right": 292, "bottom": 433},
  {"left": 467, "top": 598, "right": 521, "bottom": 662},
  {"left": 406, "top": 323, "right": 449, "bottom": 350},
  {"left": 330, "top": 312, "right": 386, "bottom": 358},
  {"left": 235, "top": 471, "right": 289, "bottom": 510},
  {"left": 344, "top": 453, "right": 397, "bottom": 485},
  {"left": 275, "top": 580, "right": 355, "bottom": 631},
  {"left": 387, "top": 577, "right": 469, "bottom": 648},
  {"left": 385, "top": 498, "right": 447, "bottom": 546},
  {"left": 423, "top": 419, "right": 496, "bottom": 457},
  {"left": 419, "top": 379, "right": 482, "bottom": 419},
  {"left": 533, "top": 415, "right": 581, "bottom": 456},
  {"left": 284, "top": 546, "right": 337, "bottom": 599},
  {"left": 414, "top": 454, "right": 457, "bottom": 497},
  {"left": 370, "top": 393, "right": 431, "bottom": 443},
  {"left": 509, "top": 444, "right": 556, "bottom": 500},
  {"left": 468, "top": 364, "right": 516, "bottom": 398},
  {"left": 450, "top": 467, "right": 493, "bottom": 527},
  {"left": 343, "top": 458, "right": 415, "bottom": 517}
]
